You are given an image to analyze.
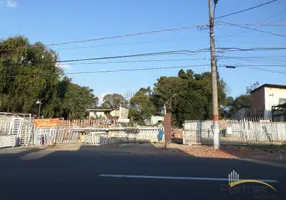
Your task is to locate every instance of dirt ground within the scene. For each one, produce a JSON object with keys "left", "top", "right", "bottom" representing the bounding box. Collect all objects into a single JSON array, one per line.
[
  {"left": 45, "top": 142, "right": 286, "bottom": 161},
  {"left": 2, "top": 142, "right": 285, "bottom": 162},
  {"left": 160, "top": 143, "right": 286, "bottom": 161}
]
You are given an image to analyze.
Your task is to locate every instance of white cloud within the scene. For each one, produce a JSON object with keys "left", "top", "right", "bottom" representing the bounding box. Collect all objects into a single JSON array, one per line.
[
  {"left": 6, "top": 0, "right": 17, "bottom": 8},
  {"left": 98, "top": 92, "right": 110, "bottom": 106},
  {"left": 56, "top": 63, "right": 72, "bottom": 69}
]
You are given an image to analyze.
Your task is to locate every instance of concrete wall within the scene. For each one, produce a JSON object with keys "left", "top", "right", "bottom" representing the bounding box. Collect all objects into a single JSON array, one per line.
[
  {"left": 232, "top": 108, "right": 250, "bottom": 120},
  {"left": 264, "top": 87, "right": 286, "bottom": 117}
]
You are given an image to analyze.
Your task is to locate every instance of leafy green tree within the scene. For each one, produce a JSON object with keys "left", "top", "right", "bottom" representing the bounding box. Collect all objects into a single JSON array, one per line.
[
  {"left": 153, "top": 69, "right": 227, "bottom": 127},
  {"left": 0, "top": 36, "right": 61, "bottom": 114},
  {"left": 129, "top": 87, "right": 156, "bottom": 124},
  {"left": 227, "top": 94, "right": 251, "bottom": 117},
  {"left": 0, "top": 36, "right": 98, "bottom": 119},
  {"left": 102, "top": 93, "right": 127, "bottom": 109},
  {"left": 58, "top": 77, "right": 98, "bottom": 119},
  {"left": 246, "top": 81, "right": 259, "bottom": 94},
  {"left": 225, "top": 82, "right": 258, "bottom": 117}
]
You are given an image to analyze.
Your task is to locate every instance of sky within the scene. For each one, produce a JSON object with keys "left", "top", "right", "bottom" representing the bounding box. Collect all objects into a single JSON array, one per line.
[{"left": 0, "top": 0, "right": 286, "bottom": 101}]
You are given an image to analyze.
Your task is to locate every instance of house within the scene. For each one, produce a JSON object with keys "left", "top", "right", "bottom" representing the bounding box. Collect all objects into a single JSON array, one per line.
[
  {"left": 272, "top": 103, "right": 286, "bottom": 122},
  {"left": 86, "top": 108, "right": 113, "bottom": 119},
  {"left": 232, "top": 107, "right": 251, "bottom": 120},
  {"left": 86, "top": 106, "right": 129, "bottom": 122},
  {"left": 251, "top": 84, "right": 286, "bottom": 118},
  {"left": 145, "top": 115, "right": 164, "bottom": 125}
]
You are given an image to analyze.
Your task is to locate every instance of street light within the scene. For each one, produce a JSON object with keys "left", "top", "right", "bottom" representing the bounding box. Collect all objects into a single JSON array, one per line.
[{"left": 36, "top": 100, "right": 42, "bottom": 118}]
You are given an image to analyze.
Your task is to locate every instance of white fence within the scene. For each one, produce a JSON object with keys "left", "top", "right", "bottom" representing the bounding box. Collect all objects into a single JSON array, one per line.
[
  {"left": 0, "top": 116, "right": 33, "bottom": 148},
  {"left": 28, "top": 126, "right": 162, "bottom": 146},
  {"left": 68, "top": 127, "right": 162, "bottom": 145},
  {"left": 183, "top": 120, "right": 286, "bottom": 145},
  {"left": 0, "top": 135, "right": 18, "bottom": 148},
  {"left": 0, "top": 116, "right": 12, "bottom": 135},
  {"left": 1, "top": 116, "right": 163, "bottom": 147}
]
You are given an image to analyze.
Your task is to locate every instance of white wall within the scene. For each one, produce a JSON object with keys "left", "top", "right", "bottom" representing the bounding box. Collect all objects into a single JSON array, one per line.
[
  {"left": 119, "top": 106, "right": 129, "bottom": 119},
  {"left": 264, "top": 87, "right": 286, "bottom": 117},
  {"left": 89, "top": 111, "right": 105, "bottom": 118},
  {"left": 151, "top": 116, "right": 164, "bottom": 125}
]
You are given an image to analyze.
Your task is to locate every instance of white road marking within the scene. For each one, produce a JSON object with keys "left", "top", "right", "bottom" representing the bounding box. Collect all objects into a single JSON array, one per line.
[{"left": 99, "top": 174, "right": 278, "bottom": 183}]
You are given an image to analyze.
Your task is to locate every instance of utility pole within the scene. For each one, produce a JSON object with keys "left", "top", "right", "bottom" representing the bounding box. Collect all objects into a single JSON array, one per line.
[{"left": 208, "top": 0, "right": 220, "bottom": 149}]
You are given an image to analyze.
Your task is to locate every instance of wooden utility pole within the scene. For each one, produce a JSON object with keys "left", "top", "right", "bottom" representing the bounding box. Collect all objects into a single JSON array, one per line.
[{"left": 208, "top": 0, "right": 220, "bottom": 149}]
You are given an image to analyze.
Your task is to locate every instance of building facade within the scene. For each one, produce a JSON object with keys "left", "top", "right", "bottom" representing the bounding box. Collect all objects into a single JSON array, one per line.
[
  {"left": 86, "top": 106, "right": 129, "bottom": 122},
  {"left": 232, "top": 107, "right": 251, "bottom": 120},
  {"left": 251, "top": 84, "right": 286, "bottom": 118}
]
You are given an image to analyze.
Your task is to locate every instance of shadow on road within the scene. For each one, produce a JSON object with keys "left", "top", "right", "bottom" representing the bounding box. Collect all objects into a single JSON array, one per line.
[
  {"left": 0, "top": 141, "right": 285, "bottom": 200},
  {"left": 0, "top": 147, "right": 46, "bottom": 158}
]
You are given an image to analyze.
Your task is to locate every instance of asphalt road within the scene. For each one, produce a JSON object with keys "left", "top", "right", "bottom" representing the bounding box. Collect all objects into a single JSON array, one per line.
[{"left": 0, "top": 145, "right": 285, "bottom": 200}]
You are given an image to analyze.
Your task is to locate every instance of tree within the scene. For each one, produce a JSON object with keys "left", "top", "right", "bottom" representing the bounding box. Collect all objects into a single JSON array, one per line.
[
  {"left": 129, "top": 87, "right": 156, "bottom": 124},
  {"left": 178, "top": 69, "right": 188, "bottom": 80},
  {"left": 59, "top": 77, "right": 98, "bottom": 119},
  {"left": 0, "top": 36, "right": 62, "bottom": 115},
  {"left": 0, "top": 36, "right": 98, "bottom": 119},
  {"left": 102, "top": 93, "right": 127, "bottom": 109},
  {"left": 153, "top": 69, "right": 227, "bottom": 127},
  {"left": 227, "top": 94, "right": 251, "bottom": 117},
  {"left": 224, "top": 82, "right": 257, "bottom": 118},
  {"left": 246, "top": 82, "right": 259, "bottom": 94}
]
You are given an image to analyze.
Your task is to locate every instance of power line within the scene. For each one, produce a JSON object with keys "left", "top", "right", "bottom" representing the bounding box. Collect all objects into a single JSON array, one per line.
[
  {"left": 217, "top": 23, "right": 286, "bottom": 27},
  {"left": 216, "top": 47, "right": 286, "bottom": 52},
  {"left": 2, "top": 47, "right": 285, "bottom": 65},
  {"left": 216, "top": 9, "right": 286, "bottom": 39},
  {"left": 0, "top": 24, "right": 206, "bottom": 52},
  {"left": 240, "top": 66, "right": 286, "bottom": 74},
  {"left": 66, "top": 65, "right": 207, "bottom": 75},
  {"left": 56, "top": 49, "right": 209, "bottom": 63},
  {"left": 216, "top": 0, "right": 278, "bottom": 19},
  {"left": 47, "top": 25, "right": 206, "bottom": 47},
  {"left": 0, "top": 49, "right": 200, "bottom": 64},
  {"left": 58, "top": 47, "right": 286, "bottom": 63},
  {"left": 0, "top": 65, "right": 208, "bottom": 78},
  {"left": 221, "top": 59, "right": 286, "bottom": 74},
  {"left": 219, "top": 21, "right": 286, "bottom": 38},
  {"left": 67, "top": 58, "right": 210, "bottom": 66},
  {"left": 55, "top": 36, "right": 208, "bottom": 51},
  {"left": 219, "top": 56, "right": 286, "bottom": 65},
  {"left": 241, "top": 64, "right": 286, "bottom": 67},
  {"left": 268, "top": 16, "right": 286, "bottom": 24},
  {"left": 218, "top": 55, "right": 286, "bottom": 59}
]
